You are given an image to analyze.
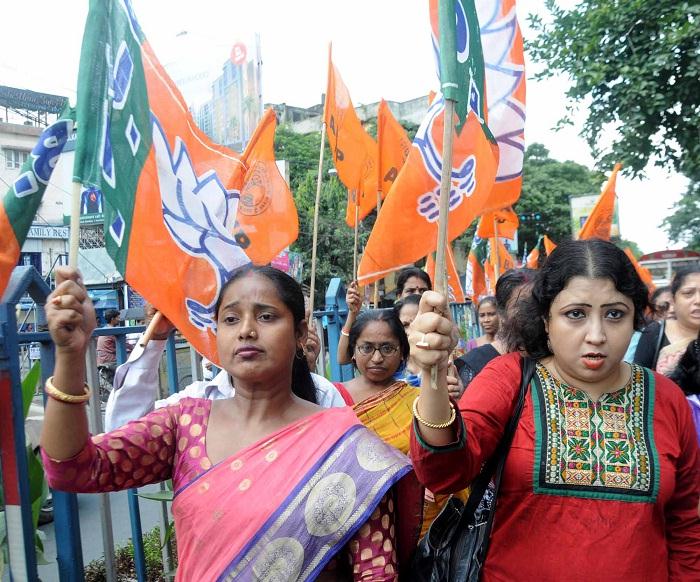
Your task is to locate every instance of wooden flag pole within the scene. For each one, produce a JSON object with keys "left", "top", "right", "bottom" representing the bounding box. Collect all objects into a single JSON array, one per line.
[
  {"left": 139, "top": 312, "right": 164, "bottom": 347},
  {"left": 352, "top": 191, "right": 360, "bottom": 281},
  {"left": 308, "top": 125, "right": 327, "bottom": 317},
  {"left": 69, "top": 182, "right": 81, "bottom": 269},
  {"left": 429, "top": 98, "right": 456, "bottom": 390},
  {"left": 372, "top": 190, "right": 382, "bottom": 307}
]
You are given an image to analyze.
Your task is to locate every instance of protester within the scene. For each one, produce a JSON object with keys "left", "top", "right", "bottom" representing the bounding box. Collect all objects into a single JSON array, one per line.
[
  {"left": 394, "top": 294, "right": 421, "bottom": 331},
  {"left": 454, "top": 269, "right": 535, "bottom": 391},
  {"left": 333, "top": 309, "right": 465, "bottom": 539},
  {"left": 650, "top": 285, "right": 675, "bottom": 321},
  {"left": 42, "top": 265, "right": 414, "bottom": 581},
  {"left": 464, "top": 295, "right": 498, "bottom": 351},
  {"left": 409, "top": 239, "right": 700, "bottom": 580},
  {"left": 105, "top": 308, "right": 344, "bottom": 431},
  {"left": 95, "top": 308, "right": 120, "bottom": 383},
  {"left": 337, "top": 268, "right": 433, "bottom": 367},
  {"left": 634, "top": 267, "right": 700, "bottom": 373}
]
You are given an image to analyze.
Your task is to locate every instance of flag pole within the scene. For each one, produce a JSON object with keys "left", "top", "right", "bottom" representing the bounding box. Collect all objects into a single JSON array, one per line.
[
  {"left": 430, "top": 97, "right": 456, "bottom": 390},
  {"left": 352, "top": 191, "right": 360, "bottom": 281},
  {"left": 69, "top": 182, "right": 81, "bottom": 269},
  {"left": 308, "top": 125, "right": 326, "bottom": 317},
  {"left": 372, "top": 189, "right": 382, "bottom": 307},
  {"left": 493, "top": 217, "right": 501, "bottom": 281}
]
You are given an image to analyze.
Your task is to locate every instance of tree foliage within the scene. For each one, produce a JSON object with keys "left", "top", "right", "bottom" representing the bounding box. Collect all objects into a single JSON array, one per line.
[
  {"left": 528, "top": 1, "right": 700, "bottom": 181},
  {"left": 662, "top": 181, "right": 700, "bottom": 250},
  {"left": 514, "top": 143, "right": 605, "bottom": 253}
]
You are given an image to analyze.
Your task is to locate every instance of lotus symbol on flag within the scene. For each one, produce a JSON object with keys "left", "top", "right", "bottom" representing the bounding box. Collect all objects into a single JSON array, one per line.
[
  {"left": 414, "top": 97, "right": 476, "bottom": 223},
  {"left": 152, "top": 117, "right": 251, "bottom": 332}
]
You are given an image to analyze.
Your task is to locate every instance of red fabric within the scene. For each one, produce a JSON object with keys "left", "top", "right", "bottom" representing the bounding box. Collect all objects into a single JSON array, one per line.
[
  {"left": 410, "top": 352, "right": 700, "bottom": 580},
  {"left": 334, "top": 381, "right": 356, "bottom": 406}
]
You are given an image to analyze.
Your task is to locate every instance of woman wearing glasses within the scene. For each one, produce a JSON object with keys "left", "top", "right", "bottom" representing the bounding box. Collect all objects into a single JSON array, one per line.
[{"left": 333, "top": 309, "right": 467, "bottom": 538}]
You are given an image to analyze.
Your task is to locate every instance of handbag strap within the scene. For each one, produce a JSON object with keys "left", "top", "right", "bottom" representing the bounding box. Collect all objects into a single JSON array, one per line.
[
  {"left": 453, "top": 356, "right": 536, "bottom": 538},
  {"left": 651, "top": 319, "right": 667, "bottom": 370}
]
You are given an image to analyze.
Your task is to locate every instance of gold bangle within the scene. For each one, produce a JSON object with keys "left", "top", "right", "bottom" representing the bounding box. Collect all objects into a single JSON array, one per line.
[
  {"left": 412, "top": 397, "right": 456, "bottom": 429},
  {"left": 45, "top": 376, "right": 92, "bottom": 404},
  {"left": 340, "top": 329, "right": 350, "bottom": 337}
]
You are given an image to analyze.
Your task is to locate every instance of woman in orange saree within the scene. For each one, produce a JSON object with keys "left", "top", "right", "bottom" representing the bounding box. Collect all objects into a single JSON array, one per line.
[{"left": 41, "top": 266, "right": 415, "bottom": 581}]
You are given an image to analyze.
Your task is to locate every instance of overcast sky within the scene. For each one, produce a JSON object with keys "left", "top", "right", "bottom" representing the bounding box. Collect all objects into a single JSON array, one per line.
[{"left": 0, "top": 0, "right": 687, "bottom": 252}]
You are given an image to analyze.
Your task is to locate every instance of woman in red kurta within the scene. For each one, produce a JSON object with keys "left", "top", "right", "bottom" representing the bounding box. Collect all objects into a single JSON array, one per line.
[{"left": 408, "top": 239, "right": 700, "bottom": 581}]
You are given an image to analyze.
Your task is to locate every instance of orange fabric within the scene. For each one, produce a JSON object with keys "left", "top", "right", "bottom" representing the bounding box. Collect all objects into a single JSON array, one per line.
[
  {"left": 525, "top": 245, "right": 540, "bottom": 269},
  {"left": 543, "top": 234, "right": 557, "bottom": 256},
  {"left": 578, "top": 163, "right": 621, "bottom": 240},
  {"left": 324, "top": 49, "right": 378, "bottom": 227},
  {"left": 357, "top": 99, "right": 499, "bottom": 286},
  {"left": 126, "top": 41, "right": 296, "bottom": 362},
  {"left": 476, "top": 207, "right": 519, "bottom": 239},
  {"left": 624, "top": 248, "right": 656, "bottom": 292},
  {"left": 465, "top": 247, "right": 487, "bottom": 301},
  {"left": 0, "top": 204, "right": 20, "bottom": 299},
  {"left": 238, "top": 109, "right": 299, "bottom": 265},
  {"left": 377, "top": 99, "right": 411, "bottom": 196},
  {"left": 489, "top": 237, "right": 515, "bottom": 278},
  {"left": 426, "top": 244, "right": 466, "bottom": 302}
]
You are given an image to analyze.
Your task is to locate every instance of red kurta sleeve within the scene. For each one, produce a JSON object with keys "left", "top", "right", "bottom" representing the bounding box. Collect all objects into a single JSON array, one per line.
[
  {"left": 410, "top": 352, "right": 523, "bottom": 493},
  {"left": 656, "top": 374, "right": 700, "bottom": 579},
  {"left": 41, "top": 405, "right": 177, "bottom": 493}
]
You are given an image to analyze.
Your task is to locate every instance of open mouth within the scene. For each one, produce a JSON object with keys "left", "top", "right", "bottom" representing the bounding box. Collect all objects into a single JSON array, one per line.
[{"left": 581, "top": 354, "right": 606, "bottom": 369}]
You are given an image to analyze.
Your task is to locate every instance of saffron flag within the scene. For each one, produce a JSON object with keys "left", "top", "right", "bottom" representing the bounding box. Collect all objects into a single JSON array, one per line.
[
  {"left": 624, "top": 248, "right": 655, "bottom": 292},
  {"left": 525, "top": 236, "right": 542, "bottom": 269},
  {"left": 426, "top": 244, "right": 466, "bottom": 302},
  {"left": 477, "top": 0, "right": 527, "bottom": 208},
  {"left": 543, "top": 234, "right": 557, "bottom": 256},
  {"left": 0, "top": 113, "right": 73, "bottom": 298},
  {"left": 358, "top": 1, "right": 499, "bottom": 286},
  {"left": 476, "top": 206, "right": 519, "bottom": 239},
  {"left": 73, "top": 0, "right": 297, "bottom": 362},
  {"left": 489, "top": 237, "right": 515, "bottom": 276},
  {"left": 465, "top": 236, "right": 488, "bottom": 301},
  {"left": 377, "top": 99, "right": 411, "bottom": 195},
  {"left": 578, "top": 163, "right": 621, "bottom": 240},
  {"left": 324, "top": 48, "right": 378, "bottom": 227}
]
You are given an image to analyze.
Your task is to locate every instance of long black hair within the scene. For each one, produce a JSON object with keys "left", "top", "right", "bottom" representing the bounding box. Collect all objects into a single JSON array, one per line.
[
  {"left": 215, "top": 264, "right": 317, "bottom": 404},
  {"left": 518, "top": 239, "right": 649, "bottom": 359},
  {"left": 668, "top": 332, "right": 700, "bottom": 396},
  {"left": 347, "top": 309, "right": 410, "bottom": 365}
]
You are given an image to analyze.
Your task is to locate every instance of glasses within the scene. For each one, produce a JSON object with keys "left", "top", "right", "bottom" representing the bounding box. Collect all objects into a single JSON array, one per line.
[
  {"left": 355, "top": 343, "right": 400, "bottom": 357},
  {"left": 652, "top": 301, "right": 670, "bottom": 314},
  {"left": 403, "top": 286, "right": 429, "bottom": 295}
]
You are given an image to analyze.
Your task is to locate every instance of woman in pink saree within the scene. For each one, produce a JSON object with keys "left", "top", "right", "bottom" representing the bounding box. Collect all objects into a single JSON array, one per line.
[{"left": 42, "top": 265, "right": 417, "bottom": 581}]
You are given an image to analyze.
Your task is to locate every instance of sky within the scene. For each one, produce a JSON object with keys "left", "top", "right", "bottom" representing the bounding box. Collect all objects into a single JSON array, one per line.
[{"left": 0, "top": 0, "right": 687, "bottom": 253}]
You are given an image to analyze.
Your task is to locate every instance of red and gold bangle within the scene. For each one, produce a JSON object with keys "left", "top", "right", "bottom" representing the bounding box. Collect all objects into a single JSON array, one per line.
[
  {"left": 340, "top": 328, "right": 350, "bottom": 337},
  {"left": 44, "top": 376, "right": 92, "bottom": 404}
]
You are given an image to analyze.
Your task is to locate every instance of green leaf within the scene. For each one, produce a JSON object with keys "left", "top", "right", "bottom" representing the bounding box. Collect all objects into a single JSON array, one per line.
[
  {"left": 21, "top": 361, "right": 41, "bottom": 419},
  {"left": 137, "top": 490, "right": 174, "bottom": 502},
  {"left": 26, "top": 447, "right": 46, "bottom": 529}
]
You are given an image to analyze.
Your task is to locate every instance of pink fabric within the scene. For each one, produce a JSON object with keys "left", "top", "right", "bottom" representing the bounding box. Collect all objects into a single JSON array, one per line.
[{"left": 42, "top": 399, "right": 400, "bottom": 581}]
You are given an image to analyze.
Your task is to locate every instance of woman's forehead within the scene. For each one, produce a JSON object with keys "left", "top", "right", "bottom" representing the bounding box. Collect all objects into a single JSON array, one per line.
[{"left": 553, "top": 276, "right": 631, "bottom": 305}]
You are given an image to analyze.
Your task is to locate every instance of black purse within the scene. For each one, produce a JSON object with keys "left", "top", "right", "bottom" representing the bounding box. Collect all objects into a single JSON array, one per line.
[{"left": 410, "top": 357, "right": 535, "bottom": 582}]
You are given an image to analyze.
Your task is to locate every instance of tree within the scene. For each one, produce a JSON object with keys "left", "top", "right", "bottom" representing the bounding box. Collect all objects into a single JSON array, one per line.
[
  {"left": 528, "top": 1, "right": 700, "bottom": 180},
  {"left": 662, "top": 181, "right": 700, "bottom": 250},
  {"left": 514, "top": 144, "right": 605, "bottom": 253}
]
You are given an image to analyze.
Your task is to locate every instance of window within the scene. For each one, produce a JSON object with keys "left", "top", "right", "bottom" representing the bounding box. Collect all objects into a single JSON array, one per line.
[{"left": 4, "top": 148, "right": 29, "bottom": 169}]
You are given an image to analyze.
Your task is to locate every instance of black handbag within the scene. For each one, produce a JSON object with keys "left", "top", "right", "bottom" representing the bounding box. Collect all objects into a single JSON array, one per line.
[{"left": 410, "top": 357, "right": 535, "bottom": 582}]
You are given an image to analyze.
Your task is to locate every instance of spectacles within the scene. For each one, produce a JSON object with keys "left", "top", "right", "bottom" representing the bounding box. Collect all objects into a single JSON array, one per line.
[
  {"left": 355, "top": 343, "right": 400, "bottom": 357},
  {"left": 653, "top": 301, "right": 670, "bottom": 314},
  {"left": 403, "top": 286, "right": 429, "bottom": 295}
]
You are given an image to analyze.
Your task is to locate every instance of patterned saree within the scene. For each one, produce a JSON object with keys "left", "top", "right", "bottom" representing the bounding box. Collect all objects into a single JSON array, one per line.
[{"left": 172, "top": 406, "right": 411, "bottom": 581}]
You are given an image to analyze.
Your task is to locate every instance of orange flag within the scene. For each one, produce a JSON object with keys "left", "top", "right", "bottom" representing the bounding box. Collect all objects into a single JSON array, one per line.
[
  {"left": 465, "top": 237, "right": 488, "bottom": 301},
  {"left": 578, "top": 163, "right": 621, "bottom": 240},
  {"left": 324, "top": 48, "right": 378, "bottom": 227},
  {"left": 624, "top": 248, "right": 655, "bottom": 292},
  {"left": 426, "top": 244, "right": 466, "bottom": 302},
  {"left": 377, "top": 99, "right": 411, "bottom": 195},
  {"left": 357, "top": 95, "right": 499, "bottom": 286},
  {"left": 543, "top": 234, "right": 557, "bottom": 256},
  {"left": 477, "top": 0, "right": 527, "bottom": 209},
  {"left": 490, "top": 237, "right": 515, "bottom": 276},
  {"left": 237, "top": 109, "right": 299, "bottom": 265},
  {"left": 525, "top": 236, "right": 542, "bottom": 269},
  {"left": 476, "top": 206, "right": 519, "bottom": 239}
]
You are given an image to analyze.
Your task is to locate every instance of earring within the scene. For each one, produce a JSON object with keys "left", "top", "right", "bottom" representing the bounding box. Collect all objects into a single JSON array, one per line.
[
  {"left": 295, "top": 348, "right": 305, "bottom": 360},
  {"left": 546, "top": 335, "right": 553, "bottom": 352}
]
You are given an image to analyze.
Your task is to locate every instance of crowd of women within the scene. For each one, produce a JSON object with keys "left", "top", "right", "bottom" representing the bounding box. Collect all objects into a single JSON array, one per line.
[{"left": 41, "top": 238, "right": 699, "bottom": 580}]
